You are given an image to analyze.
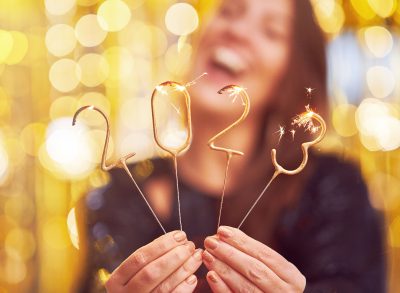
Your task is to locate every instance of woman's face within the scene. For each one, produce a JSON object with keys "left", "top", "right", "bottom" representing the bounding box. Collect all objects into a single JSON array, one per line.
[{"left": 189, "top": 0, "right": 294, "bottom": 117}]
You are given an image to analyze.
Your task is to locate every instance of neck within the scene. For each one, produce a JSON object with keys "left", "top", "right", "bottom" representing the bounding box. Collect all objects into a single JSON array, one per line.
[{"left": 179, "top": 108, "right": 263, "bottom": 196}]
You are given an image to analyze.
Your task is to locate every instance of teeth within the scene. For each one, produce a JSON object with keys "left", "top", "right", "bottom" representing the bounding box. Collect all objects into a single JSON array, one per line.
[{"left": 213, "top": 47, "right": 246, "bottom": 75}]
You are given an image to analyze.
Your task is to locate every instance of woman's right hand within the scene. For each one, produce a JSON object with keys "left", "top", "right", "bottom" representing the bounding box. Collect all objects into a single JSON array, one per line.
[{"left": 105, "top": 231, "right": 202, "bottom": 293}]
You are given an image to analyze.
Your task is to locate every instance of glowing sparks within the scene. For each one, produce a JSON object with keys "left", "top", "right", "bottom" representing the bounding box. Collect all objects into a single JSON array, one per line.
[
  {"left": 292, "top": 104, "right": 317, "bottom": 132},
  {"left": 305, "top": 87, "right": 314, "bottom": 97},
  {"left": 290, "top": 129, "right": 296, "bottom": 140},
  {"left": 185, "top": 72, "right": 207, "bottom": 88},
  {"left": 225, "top": 86, "right": 246, "bottom": 105},
  {"left": 275, "top": 125, "right": 285, "bottom": 143}
]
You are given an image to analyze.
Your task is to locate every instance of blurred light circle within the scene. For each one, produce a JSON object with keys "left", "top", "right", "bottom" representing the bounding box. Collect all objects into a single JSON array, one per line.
[
  {"left": 75, "top": 14, "right": 107, "bottom": 47},
  {"left": 332, "top": 104, "right": 358, "bottom": 137},
  {"left": 356, "top": 98, "right": 388, "bottom": 135},
  {"left": 43, "top": 118, "right": 95, "bottom": 178},
  {"left": 350, "top": 0, "right": 376, "bottom": 19},
  {"left": 5, "top": 228, "right": 35, "bottom": 261},
  {"left": 67, "top": 208, "right": 79, "bottom": 249},
  {"left": 5, "top": 31, "right": 28, "bottom": 65},
  {"left": 49, "top": 96, "right": 78, "bottom": 120},
  {"left": 77, "top": 53, "right": 109, "bottom": 87},
  {"left": 0, "top": 30, "right": 13, "bottom": 64},
  {"left": 20, "top": 123, "right": 47, "bottom": 156},
  {"left": 49, "top": 59, "right": 81, "bottom": 92},
  {"left": 4, "top": 196, "right": 35, "bottom": 225},
  {"left": 119, "top": 22, "right": 168, "bottom": 58},
  {"left": 366, "top": 66, "right": 395, "bottom": 99},
  {"left": 165, "top": 3, "right": 199, "bottom": 36},
  {"left": 367, "top": 0, "right": 396, "bottom": 18},
  {"left": 165, "top": 43, "right": 192, "bottom": 75},
  {"left": 97, "top": 0, "right": 131, "bottom": 32},
  {"left": 45, "top": 0, "right": 76, "bottom": 15},
  {"left": 77, "top": 92, "right": 111, "bottom": 126},
  {"left": 4, "top": 257, "right": 26, "bottom": 284},
  {"left": 0, "top": 134, "right": 9, "bottom": 184},
  {"left": 313, "top": 0, "right": 345, "bottom": 34},
  {"left": 119, "top": 132, "right": 153, "bottom": 162},
  {"left": 46, "top": 24, "right": 77, "bottom": 57},
  {"left": 364, "top": 26, "right": 393, "bottom": 58},
  {"left": 103, "top": 46, "right": 134, "bottom": 82}
]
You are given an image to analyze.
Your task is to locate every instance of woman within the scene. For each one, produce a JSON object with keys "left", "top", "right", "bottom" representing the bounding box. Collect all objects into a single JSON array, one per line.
[{"left": 76, "top": 0, "right": 386, "bottom": 292}]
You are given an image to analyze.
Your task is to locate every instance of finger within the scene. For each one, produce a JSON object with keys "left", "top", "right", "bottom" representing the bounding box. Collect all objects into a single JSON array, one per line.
[
  {"left": 205, "top": 237, "right": 286, "bottom": 292},
  {"left": 171, "top": 275, "right": 198, "bottom": 293},
  {"left": 125, "top": 242, "right": 195, "bottom": 292},
  {"left": 109, "top": 230, "right": 187, "bottom": 286},
  {"left": 202, "top": 250, "right": 262, "bottom": 293},
  {"left": 206, "top": 271, "right": 232, "bottom": 293},
  {"left": 152, "top": 248, "right": 203, "bottom": 293},
  {"left": 217, "top": 226, "right": 300, "bottom": 282}
]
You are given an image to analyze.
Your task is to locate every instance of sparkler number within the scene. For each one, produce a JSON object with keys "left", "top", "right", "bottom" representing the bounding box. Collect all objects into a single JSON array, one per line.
[
  {"left": 151, "top": 81, "right": 192, "bottom": 231},
  {"left": 208, "top": 85, "right": 250, "bottom": 229},
  {"left": 238, "top": 106, "right": 326, "bottom": 229},
  {"left": 72, "top": 106, "right": 166, "bottom": 234}
]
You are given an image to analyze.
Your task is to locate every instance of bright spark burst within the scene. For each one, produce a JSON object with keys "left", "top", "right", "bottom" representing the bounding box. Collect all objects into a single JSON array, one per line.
[
  {"left": 305, "top": 87, "right": 314, "bottom": 97},
  {"left": 290, "top": 129, "right": 296, "bottom": 140},
  {"left": 227, "top": 86, "right": 246, "bottom": 105},
  {"left": 292, "top": 104, "right": 317, "bottom": 132},
  {"left": 275, "top": 125, "right": 285, "bottom": 143},
  {"left": 185, "top": 72, "right": 208, "bottom": 88},
  {"left": 156, "top": 85, "right": 168, "bottom": 95}
]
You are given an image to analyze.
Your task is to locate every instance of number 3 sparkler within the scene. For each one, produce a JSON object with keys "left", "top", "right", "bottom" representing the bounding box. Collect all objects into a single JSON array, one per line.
[{"left": 237, "top": 106, "right": 326, "bottom": 229}]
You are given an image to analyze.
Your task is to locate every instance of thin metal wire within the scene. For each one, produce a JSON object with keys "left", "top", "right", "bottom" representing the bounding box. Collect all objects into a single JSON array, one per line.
[
  {"left": 237, "top": 109, "right": 327, "bottom": 229},
  {"left": 72, "top": 105, "right": 166, "bottom": 234},
  {"left": 217, "top": 152, "right": 232, "bottom": 228},
  {"left": 173, "top": 155, "right": 182, "bottom": 231}
]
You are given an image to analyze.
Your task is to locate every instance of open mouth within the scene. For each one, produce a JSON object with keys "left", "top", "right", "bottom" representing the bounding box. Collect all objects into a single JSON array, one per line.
[{"left": 207, "top": 47, "right": 247, "bottom": 82}]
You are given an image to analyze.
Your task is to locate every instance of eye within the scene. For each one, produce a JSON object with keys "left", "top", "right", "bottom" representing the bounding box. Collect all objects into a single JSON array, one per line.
[{"left": 219, "top": 0, "right": 242, "bottom": 19}]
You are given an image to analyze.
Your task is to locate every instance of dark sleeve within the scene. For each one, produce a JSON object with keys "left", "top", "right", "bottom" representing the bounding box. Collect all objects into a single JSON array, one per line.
[{"left": 277, "top": 156, "right": 386, "bottom": 293}]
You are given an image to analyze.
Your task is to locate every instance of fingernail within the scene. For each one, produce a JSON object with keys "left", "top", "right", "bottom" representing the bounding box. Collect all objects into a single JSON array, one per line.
[
  {"left": 208, "top": 271, "right": 218, "bottom": 283},
  {"left": 186, "top": 275, "right": 197, "bottom": 285},
  {"left": 193, "top": 249, "right": 203, "bottom": 261},
  {"left": 204, "top": 237, "right": 218, "bottom": 250},
  {"left": 173, "top": 231, "right": 186, "bottom": 242},
  {"left": 218, "top": 226, "right": 233, "bottom": 238},
  {"left": 202, "top": 250, "right": 214, "bottom": 263}
]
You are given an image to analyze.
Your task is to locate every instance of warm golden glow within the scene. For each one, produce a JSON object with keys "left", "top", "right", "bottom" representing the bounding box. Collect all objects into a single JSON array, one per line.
[
  {"left": 97, "top": 0, "right": 131, "bottom": 32},
  {"left": 165, "top": 3, "right": 199, "bottom": 36}
]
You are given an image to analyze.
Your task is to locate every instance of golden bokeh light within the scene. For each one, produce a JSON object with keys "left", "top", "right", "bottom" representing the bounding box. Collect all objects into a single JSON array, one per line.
[
  {"left": 165, "top": 3, "right": 199, "bottom": 36},
  {"left": 45, "top": 0, "right": 76, "bottom": 16},
  {"left": 0, "top": 133, "right": 9, "bottom": 184},
  {"left": 97, "top": 0, "right": 132, "bottom": 32},
  {"left": 67, "top": 208, "right": 79, "bottom": 249},
  {"left": 120, "top": 97, "right": 152, "bottom": 130},
  {"left": 312, "top": 0, "right": 345, "bottom": 34},
  {"left": 103, "top": 46, "right": 134, "bottom": 83},
  {"left": 332, "top": 104, "right": 358, "bottom": 137},
  {"left": 49, "top": 59, "right": 81, "bottom": 93},
  {"left": 42, "top": 217, "right": 71, "bottom": 249},
  {"left": 364, "top": 26, "right": 393, "bottom": 58},
  {"left": 49, "top": 96, "right": 78, "bottom": 121},
  {"left": 350, "top": 0, "right": 376, "bottom": 20},
  {"left": 367, "top": 0, "right": 396, "bottom": 18},
  {"left": 75, "top": 14, "right": 107, "bottom": 47},
  {"left": 77, "top": 53, "right": 109, "bottom": 87},
  {"left": 4, "top": 31, "right": 28, "bottom": 65},
  {"left": 165, "top": 43, "right": 192, "bottom": 76},
  {"left": 366, "top": 66, "right": 396, "bottom": 99},
  {"left": 5, "top": 228, "right": 36, "bottom": 261},
  {"left": 77, "top": 0, "right": 100, "bottom": 6},
  {"left": 45, "top": 24, "right": 77, "bottom": 57},
  {"left": 20, "top": 123, "right": 47, "bottom": 157},
  {"left": 0, "top": 30, "right": 13, "bottom": 64}
]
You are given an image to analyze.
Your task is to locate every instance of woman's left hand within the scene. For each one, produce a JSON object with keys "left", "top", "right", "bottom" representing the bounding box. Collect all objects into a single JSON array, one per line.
[{"left": 202, "top": 226, "right": 306, "bottom": 293}]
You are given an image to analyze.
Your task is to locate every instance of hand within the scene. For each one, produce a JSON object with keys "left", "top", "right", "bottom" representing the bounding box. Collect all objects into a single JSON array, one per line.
[
  {"left": 202, "top": 226, "right": 306, "bottom": 293},
  {"left": 105, "top": 230, "right": 203, "bottom": 293}
]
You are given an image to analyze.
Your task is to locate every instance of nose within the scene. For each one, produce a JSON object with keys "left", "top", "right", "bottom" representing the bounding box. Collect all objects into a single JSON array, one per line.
[{"left": 223, "top": 14, "right": 253, "bottom": 44}]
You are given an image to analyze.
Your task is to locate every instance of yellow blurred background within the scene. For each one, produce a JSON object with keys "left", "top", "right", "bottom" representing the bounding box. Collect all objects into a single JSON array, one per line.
[{"left": 0, "top": 0, "right": 399, "bottom": 292}]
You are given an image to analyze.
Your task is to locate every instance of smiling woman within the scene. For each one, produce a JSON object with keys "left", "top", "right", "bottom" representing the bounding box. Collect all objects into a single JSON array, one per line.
[{"left": 75, "top": 0, "right": 386, "bottom": 292}]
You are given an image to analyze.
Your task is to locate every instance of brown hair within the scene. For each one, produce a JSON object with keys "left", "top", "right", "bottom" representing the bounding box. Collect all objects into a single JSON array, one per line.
[{"left": 222, "top": 0, "right": 328, "bottom": 245}]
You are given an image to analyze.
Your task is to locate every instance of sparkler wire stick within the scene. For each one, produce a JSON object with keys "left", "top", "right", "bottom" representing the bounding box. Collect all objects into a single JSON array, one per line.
[
  {"left": 72, "top": 105, "right": 166, "bottom": 234},
  {"left": 237, "top": 110, "right": 326, "bottom": 229},
  {"left": 151, "top": 81, "right": 193, "bottom": 231},
  {"left": 207, "top": 85, "right": 250, "bottom": 229}
]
